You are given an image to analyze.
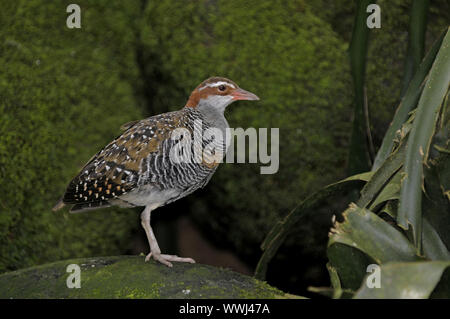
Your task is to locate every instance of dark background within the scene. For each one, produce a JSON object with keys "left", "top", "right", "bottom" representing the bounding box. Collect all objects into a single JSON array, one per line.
[{"left": 0, "top": 0, "right": 448, "bottom": 297}]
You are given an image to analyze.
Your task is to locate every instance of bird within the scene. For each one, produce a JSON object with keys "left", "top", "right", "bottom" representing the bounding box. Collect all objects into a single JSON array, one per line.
[{"left": 53, "top": 77, "right": 259, "bottom": 267}]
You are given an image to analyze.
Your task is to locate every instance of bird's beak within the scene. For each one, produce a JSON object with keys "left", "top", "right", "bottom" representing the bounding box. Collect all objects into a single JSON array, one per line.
[{"left": 231, "top": 88, "right": 260, "bottom": 101}]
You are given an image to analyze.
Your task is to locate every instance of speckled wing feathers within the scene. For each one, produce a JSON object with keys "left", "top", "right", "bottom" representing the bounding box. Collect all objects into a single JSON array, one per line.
[{"left": 62, "top": 108, "right": 222, "bottom": 212}]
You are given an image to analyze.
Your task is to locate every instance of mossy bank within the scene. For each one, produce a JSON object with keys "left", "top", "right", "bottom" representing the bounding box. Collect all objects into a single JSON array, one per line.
[{"left": 0, "top": 256, "right": 289, "bottom": 299}]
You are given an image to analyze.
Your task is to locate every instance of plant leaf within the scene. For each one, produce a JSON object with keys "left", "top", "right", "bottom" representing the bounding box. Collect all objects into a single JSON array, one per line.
[
  {"left": 254, "top": 172, "right": 373, "bottom": 279},
  {"left": 372, "top": 30, "right": 446, "bottom": 170},
  {"left": 347, "top": 0, "right": 373, "bottom": 174},
  {"left": 327, "top": 243, "right": 374, "bottom": 291},
  {"left": 398, "top": 27, "right": 450, "bottom": 252},
  {"left": 327, "top": 262, "right": 343, "bottom": 298},
  {"left": 354, "top": 261, "right": 450, "bottom": 299},
  {"left": 422, "top": 218, "right": 450, "bottom": 261},
  {"left": 400, "top": 0, "right": 430, "bottom": 95},
  {"left": 329, "top": 203, "right": 421, "bottom": 264},
  {"left": 378, "top": 199, "right": 449, "bottom": 261},
  {"left": 357, "top": 141, "right": 406, "bottom": 208},
  {"left": 307, "top": 263, "right": 355, "bottom": 299},
  {"left": 307, "top": 285, "right": 354, "bottom": 299},
  {"left": 422, "top": 161, "right": 450, "bottom": 252},
  {"left": 368, "top": 170, "right": 402, "bottom": 211}
]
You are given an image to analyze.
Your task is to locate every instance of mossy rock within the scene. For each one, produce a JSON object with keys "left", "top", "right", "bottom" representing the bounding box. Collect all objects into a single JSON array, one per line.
[
  {"left": 0, "top": 1, "right": 144, "bottom": 272},
  {"left": 0, "top": 256, "right": 290, "bottom": 299}
]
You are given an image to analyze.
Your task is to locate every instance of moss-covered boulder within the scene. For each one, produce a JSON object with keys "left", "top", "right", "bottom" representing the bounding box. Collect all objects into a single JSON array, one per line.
[
  {"left": 0, "top": 0, "right": 144, "bottom": 272},
  {"left": 0, "top": 256, "right": 288, "bottom": 299}
]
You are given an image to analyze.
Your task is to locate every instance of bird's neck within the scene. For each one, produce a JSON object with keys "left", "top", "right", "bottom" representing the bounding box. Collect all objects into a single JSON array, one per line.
[
  {"left": 193, "top": 103, "right": 229, "bottom": 132},
  {"left": 185, "top": 105, "right": 230, "bottom": 152}
]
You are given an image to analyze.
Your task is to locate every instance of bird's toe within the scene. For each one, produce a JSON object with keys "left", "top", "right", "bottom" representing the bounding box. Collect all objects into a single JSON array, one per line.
[{"left": 161, "top": 254, "right": 196, "bottom": 264}]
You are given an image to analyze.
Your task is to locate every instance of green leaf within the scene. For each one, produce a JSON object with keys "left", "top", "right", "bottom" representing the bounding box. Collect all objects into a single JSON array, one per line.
[
  {"left": 347, "top": 0, "right": 373, "bottom": 174},
  {"left": 372, "top": 30, "right": 446, "bottom": 170},
  {"left": 434, "top": 145, "right": 450, "bottom": 154},
  {"left": 398, "top": 27, "right": 450, "bottom": 252},
  {"left": 306, "top": 287, "right": 335, "bottom": 299},
  {"left": 329, "top": 203, "right": 421, "bottom": 264},
  {"left": 378, "top": 199, "right": 449, "bottom": 261},
  {"left": 422, "top": 218, "right": 450, "bottom": 261},
  {"left": 327, "top": 262, "right": 343, "bottom": 298},
  {"left": 380, "top": 200, "right": 398, "bottom": 218},
  {"left": 368, "top": 170, "right": 402, "bottom": 211},
  {"left": 307, "top": 286, "right": 354, "bottom": 299},
  {"left": 401, "top": 0, "right": 430, "bottom": 95},
  {"left": 430, "top": 267, "right": 450, "bottom": 298},
  {"left": 357, "top": 141, "right": 406, "bottom": 208},
  {"left": 354, "top": 261, "right": 450, "bottom": 299},
  {"left": 307, "top": 263, "right": 356, "bottom": 299},
  {"left": 327, "top": 243, "right": 374, "bottom": 291},
  {"left": 254, "top": 172, "right": 373, "bottom": 279},
  {"left": 422, "top": 161, "right": 450, "bottom": 251}
]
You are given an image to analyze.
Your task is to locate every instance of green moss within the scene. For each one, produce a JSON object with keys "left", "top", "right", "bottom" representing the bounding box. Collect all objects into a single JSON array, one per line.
[
  {"left": 0, "top": 0, "right": 144, "bottom": 272},
  {"left": 0, "top": 256, "right": 287, "bottom": 298}
]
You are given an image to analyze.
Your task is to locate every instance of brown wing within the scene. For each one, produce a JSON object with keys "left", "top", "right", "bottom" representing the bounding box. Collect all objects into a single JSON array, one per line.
[
  {"left": 61, "top": 111, "right": 183, "bottom": 212},
  {"left": 120, "top": 120, "right": 140, "bottom": 131}
]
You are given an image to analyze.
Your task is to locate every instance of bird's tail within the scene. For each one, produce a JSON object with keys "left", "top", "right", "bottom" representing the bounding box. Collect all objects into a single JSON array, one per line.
[{"left": 52, "top": 198, "right": 66, "bottom": 212}]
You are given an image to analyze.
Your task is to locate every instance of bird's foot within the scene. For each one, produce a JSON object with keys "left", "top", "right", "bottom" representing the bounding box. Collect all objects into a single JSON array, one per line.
[{"left": 145, "top": 252, "right": 196, "bottom": 267}]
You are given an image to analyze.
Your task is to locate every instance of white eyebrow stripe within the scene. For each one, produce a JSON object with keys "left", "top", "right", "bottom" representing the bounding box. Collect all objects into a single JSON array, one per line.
[{"left": 198, "top": 81, "right": 236, "bottom": 91}]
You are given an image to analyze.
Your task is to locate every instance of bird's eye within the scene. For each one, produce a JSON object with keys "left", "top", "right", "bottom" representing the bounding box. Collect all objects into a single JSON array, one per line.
[{"left": 218, "top": 85, "right": 226, "bottom": 91}]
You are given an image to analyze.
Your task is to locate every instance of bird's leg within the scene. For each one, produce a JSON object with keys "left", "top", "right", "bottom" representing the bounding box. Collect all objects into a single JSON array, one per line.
[{"left": 140, "top": 205, "right": 195, "bottom": 267}]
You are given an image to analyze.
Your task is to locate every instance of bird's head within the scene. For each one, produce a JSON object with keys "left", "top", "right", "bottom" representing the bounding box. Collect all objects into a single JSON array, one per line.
[{"left": 185, "top": 77, "right": 259, "bottom": 113}]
